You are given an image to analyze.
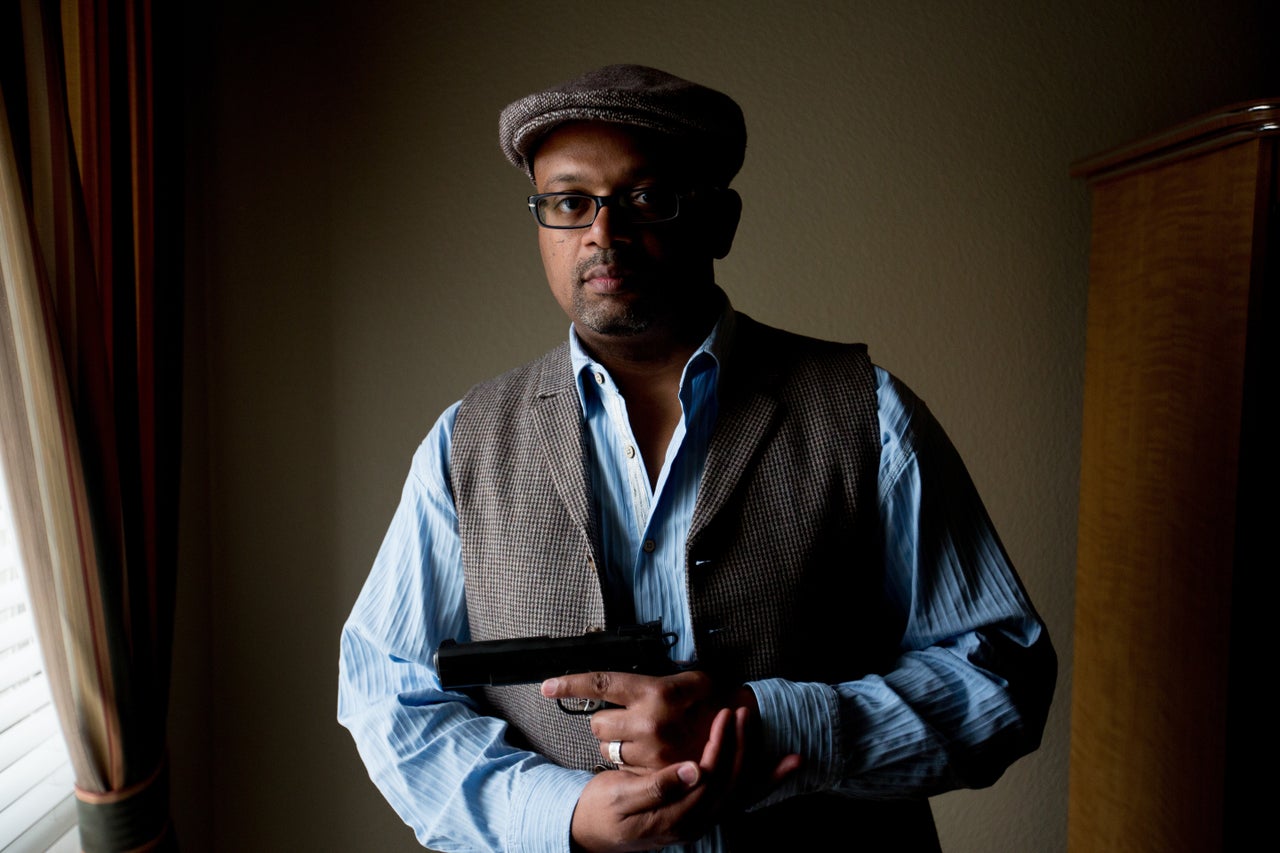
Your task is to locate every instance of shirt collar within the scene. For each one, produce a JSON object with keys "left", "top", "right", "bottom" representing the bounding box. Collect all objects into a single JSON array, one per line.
[{"left": 568, "top": 289, "right": 736, "bottom": 415}]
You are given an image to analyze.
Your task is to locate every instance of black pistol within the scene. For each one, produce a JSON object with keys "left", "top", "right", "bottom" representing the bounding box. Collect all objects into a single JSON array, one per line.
[{"left": 435, "top": 621, "right": 679, "bottom": 698}]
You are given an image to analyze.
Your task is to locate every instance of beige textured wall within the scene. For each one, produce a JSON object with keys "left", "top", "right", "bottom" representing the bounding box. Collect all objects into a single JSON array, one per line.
[{"left": 173, "top": 1, "right": 1269, "bottom": 850}]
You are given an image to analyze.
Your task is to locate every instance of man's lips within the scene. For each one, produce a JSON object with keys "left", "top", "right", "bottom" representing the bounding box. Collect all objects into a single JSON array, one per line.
[{"left": 581, "top": 265, "right": 634, "bottom": 292}]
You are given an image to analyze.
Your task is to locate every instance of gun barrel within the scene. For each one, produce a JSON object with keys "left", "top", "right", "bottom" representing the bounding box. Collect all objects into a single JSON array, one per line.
[{"left": 435, "top": 624, "right": 675, "bottom": 689}]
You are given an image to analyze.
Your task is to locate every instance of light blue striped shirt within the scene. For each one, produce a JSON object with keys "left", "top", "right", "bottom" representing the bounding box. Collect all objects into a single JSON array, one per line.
[{"left": 338, "top": 313, "right": 1053, "bottom": 852}]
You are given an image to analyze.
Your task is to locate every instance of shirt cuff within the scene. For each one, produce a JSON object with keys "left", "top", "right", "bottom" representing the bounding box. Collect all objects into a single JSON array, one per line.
[
  {"left": 506, "top": 762, "right": 594, "bottom": 853},
  {"left": 747, "top": 678, "right": 842, "bottom": 803}
]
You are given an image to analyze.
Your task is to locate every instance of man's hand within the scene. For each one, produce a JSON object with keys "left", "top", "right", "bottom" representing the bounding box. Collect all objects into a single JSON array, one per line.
[
  {"left": 544, "top": 670, "right": 723, "bottom": 769},
  {"left": 542, "top": 671, "right": 801, "bottom": 804},
  {"left": 569, "top": 707, "right": 744, "bottom": 852}
]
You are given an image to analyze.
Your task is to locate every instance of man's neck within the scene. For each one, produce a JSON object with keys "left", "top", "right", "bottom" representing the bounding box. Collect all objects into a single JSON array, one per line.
[
  {"left": 573, "top": 286, "right": 722, "bottom": 382},
  {"left": 574, "top": 288, "right": 722, "bottom": 488}
]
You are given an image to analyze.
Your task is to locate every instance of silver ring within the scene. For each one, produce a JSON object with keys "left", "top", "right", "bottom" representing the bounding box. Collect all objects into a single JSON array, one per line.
[{"left": 608, "top": 740, "right": 625, "bottom": 766}]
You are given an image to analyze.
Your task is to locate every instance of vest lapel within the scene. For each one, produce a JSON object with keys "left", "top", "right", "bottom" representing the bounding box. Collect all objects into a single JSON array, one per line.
[
  {"left": 689, "top": 316, "right": 783, "bottom": 546},
  {"left": 531, "top": 347, "right": 601, "bottom": 562}
]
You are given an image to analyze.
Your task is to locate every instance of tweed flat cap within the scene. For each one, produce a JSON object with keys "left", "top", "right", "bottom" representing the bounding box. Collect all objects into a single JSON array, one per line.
[{"left": 499, "top": 64, "right": 746, "bottom": 184}]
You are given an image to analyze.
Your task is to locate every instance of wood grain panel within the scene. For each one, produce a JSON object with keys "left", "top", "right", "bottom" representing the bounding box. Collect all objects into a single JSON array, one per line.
[{"left": 1068, "top": 138, "right": 1261, "bottom": 852}]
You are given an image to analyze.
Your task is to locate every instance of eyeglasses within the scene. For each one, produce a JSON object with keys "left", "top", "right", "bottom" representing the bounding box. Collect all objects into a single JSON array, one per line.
[{"left": 527, "top": 187, "right": 689, "bottom": 229}]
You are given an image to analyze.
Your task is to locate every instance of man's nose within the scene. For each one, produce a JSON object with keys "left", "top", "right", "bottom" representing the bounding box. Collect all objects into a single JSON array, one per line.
[{"left": 584, "top": 202, "right": 631, "bottom": 247}]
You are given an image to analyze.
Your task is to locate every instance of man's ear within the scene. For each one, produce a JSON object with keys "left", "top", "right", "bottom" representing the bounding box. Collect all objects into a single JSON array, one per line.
[{"left": 709, "top": 189, "right": 741, "bottom": 260}]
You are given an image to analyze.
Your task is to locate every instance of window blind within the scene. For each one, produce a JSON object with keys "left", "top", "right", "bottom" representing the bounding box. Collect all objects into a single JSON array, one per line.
[{"left": 0, "top": 459, "right": 76, "bottom": 853}]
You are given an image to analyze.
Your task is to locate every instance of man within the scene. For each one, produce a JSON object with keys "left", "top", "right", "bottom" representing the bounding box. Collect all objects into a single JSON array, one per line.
[{"left": 338, "top": 64, "right": 1055, "bottom": 852}]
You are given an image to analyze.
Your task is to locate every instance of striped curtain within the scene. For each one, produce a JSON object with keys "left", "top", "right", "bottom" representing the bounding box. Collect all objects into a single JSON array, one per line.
[{"left": 0, "top": 0, "right": 181, "bottom": 850}]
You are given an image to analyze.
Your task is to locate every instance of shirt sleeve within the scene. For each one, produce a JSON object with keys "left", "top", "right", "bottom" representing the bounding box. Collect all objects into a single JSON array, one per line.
[
  {"left": 337, "top": 403, "right": 593, "bottom": 852},
  {"left": 748, "top": 368, "right": 1057, "bottom": 801}
]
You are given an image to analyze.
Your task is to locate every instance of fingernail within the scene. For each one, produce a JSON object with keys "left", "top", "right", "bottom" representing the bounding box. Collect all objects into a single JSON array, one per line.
[
  {"left": 677, "top": 763, "right": 699, "bottom": 785},
  {"left": 540, "top": 678, "right": 559, "bottom": 696}
]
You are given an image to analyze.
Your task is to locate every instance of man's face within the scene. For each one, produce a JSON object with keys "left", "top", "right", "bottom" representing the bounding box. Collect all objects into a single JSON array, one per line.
[{"left": 531, "top": 122, "right": 729, "bottom": 347}]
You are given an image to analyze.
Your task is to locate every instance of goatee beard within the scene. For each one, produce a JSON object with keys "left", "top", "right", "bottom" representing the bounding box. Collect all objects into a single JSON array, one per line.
[{"left": 572, "top": 250, "right": 651, "bottom": 336}]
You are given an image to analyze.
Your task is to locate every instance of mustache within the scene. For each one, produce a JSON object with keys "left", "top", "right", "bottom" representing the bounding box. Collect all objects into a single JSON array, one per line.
[{"left": 574, "top": 249, "right": 642, "bottom": 280}]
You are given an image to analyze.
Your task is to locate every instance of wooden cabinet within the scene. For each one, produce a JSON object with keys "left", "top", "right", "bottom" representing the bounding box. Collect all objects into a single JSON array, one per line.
[{"left": 1068, "top": 101, "right": 1275, "bottom": 852}]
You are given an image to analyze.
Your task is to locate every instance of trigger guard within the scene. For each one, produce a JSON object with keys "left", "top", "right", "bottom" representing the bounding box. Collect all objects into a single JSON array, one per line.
[{"left": 558, "top": 697, "right": 605, "bottom": 715}]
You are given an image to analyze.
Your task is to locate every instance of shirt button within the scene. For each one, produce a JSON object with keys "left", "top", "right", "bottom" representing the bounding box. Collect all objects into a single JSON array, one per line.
[
  {"left": 624, "top": 445, "right": 636, "bottom": 459},
  {"left": 594, "top": 372, "right": 605, "bottom": 385},
  {"left": 642, "top": 539, "right": 656, "bottom": 553}
]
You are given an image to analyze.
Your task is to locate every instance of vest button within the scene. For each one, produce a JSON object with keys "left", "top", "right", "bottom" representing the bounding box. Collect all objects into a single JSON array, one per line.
[{"left": 642, "top": 539, "right": 656, "bottom": 553}]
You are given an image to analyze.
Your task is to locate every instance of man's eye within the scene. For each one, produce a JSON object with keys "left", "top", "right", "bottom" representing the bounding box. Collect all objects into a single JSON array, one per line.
[
  {"left": 554, "top": 195, "right": 590, "bottom": 213},
  {"left": 629, "top": 189, "right": 657, "bottom": 209}
]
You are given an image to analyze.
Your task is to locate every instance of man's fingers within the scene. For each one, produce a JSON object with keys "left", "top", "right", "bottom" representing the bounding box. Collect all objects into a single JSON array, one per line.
[
  {"left": 541, "top": 669, "right": 709, "bottom": 705},
  {"left": 730, "top": 706, "right": 750, "bottom": 779},
  {"left": 698, "top": 707, "right": 736, "bottom": 772},
  {"left": 610, "top": 762, "right": 703, "bottom": 815},
  {"left": 571, "top": 764, "right": 706, "bottom": 851},
  {"left": 587, "top": 707, "right": 633, "bottom": 743},
  {"left": 541, "top": 670, "right": 646, "bottom": 704},
  {"left": 587, "top": 704, "right": 686, "bottom": 746},
  {"left": 593, "top": 728, "right": 648, "bottom": 773},
  {"left": 770, "top": 753, "right": 803, "bottom": 785},
  {"left": 646, "top": 761, "right": 702, "bottom": 806}
]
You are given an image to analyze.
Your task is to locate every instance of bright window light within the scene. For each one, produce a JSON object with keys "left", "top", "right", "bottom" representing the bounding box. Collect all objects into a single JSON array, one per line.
[{"left": 0, "top": 456, "right": 78, "bottom": 852}]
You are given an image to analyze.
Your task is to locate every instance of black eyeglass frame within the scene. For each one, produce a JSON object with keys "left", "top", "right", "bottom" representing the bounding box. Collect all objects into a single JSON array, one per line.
[{"left": 525, "top": 187, "right": 719, "bottom": 229}]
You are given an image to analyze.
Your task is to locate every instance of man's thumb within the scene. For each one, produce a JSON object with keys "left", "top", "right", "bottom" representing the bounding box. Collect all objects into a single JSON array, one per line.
[{"left": 645, "top": 761, "right": 701, "bottom": 806}]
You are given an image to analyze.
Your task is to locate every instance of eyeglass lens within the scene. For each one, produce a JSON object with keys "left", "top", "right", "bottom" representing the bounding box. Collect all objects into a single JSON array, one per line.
[{"left": 532, "top": 189, "right": 679, "bottom": 228}]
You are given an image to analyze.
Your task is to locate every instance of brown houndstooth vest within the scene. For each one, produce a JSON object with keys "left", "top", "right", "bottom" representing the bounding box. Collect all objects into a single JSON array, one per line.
[{"left": 450, "top": 312, "right": 940, "bottom": 849}]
